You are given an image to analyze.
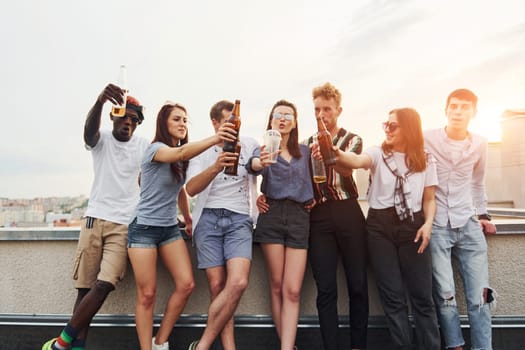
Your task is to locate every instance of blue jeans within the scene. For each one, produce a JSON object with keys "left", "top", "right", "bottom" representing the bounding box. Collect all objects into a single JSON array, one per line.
[{"left": 430, "top": 217, "right": 494, "bottom": 350}]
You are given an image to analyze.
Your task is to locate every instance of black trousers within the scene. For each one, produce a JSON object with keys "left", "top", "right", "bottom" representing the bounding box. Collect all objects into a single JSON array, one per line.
[
  {"left": 309, "top": 198, "right": 369, "bottom": 349},
  {"left": 366, "top": 208, "right": 440, "bottom": 350}
]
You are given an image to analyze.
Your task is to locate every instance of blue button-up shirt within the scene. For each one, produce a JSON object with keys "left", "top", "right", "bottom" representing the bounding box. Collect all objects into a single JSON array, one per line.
[
  {"left": 424, "top": 128, "right": 489, "bottom": 228},
  {"left": 246, "top": 144, "right": 314, "bottom": 204}
]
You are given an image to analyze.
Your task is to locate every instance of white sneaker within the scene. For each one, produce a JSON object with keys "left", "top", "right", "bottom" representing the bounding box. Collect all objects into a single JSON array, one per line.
[{"left": 152, "top": 337, "right": 169, "bottom": 350}]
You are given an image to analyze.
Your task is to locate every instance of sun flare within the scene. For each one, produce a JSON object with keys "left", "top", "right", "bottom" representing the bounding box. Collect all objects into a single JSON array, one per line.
[{"left": 469, "top": 107, "right": 503, "bottom": 143}]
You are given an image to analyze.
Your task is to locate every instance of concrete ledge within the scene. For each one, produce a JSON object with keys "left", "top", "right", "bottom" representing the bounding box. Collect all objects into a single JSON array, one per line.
[{"left": 2, "top": 218, "right": 524, "bottom": 241}]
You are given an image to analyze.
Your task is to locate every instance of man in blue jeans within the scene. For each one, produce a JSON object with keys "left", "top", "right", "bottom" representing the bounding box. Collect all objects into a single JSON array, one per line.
[{"left": 424, "top": 88, "right": 497, "bottom": 350}]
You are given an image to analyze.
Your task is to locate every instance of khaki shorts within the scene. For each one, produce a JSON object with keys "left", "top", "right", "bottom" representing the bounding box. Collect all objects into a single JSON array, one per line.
[{"left": 72, "top": 217, "right": 128, "bottom": 289}]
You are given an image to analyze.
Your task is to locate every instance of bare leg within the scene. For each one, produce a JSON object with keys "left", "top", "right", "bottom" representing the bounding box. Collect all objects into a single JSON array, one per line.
[
  {"left": 260, "top": 244, "right": 285, "bottom": 339},
  {"left": 128, "top": 247, "right": 158, "bottom": 350},
  {"left": 154, "top": 240, "right": 195, "bottom": 344},
  {"left": 204, "top": 266, "right": 235, "bottom": 350},
  {"left": 196, "top": 258, "right": 251, "bottom": 350},
  {"left": 280, "top": 247, "right": 307, "bottom": 350},
  {"left": 69, "top": 280, "right": 114, "bottom": 341}
]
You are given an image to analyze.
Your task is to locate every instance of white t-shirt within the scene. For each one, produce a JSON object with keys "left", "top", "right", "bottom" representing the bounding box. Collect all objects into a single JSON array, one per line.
[
  {"left": 365, "top": 146, "right": 438, "bottom": 212},
  {"left": 186, "top": 136, "right": 259, "bottom": 229},
  {"left": 84, "top": 129, "right": 149, "bottom": 224}
]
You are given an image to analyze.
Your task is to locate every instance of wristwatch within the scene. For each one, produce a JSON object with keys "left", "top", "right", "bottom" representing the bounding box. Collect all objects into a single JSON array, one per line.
[{"left": 478, "top": 213, "right": 492, "bottom": 221}]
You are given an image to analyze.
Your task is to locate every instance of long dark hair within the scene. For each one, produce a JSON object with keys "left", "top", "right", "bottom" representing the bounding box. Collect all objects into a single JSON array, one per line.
[
  {"left": 266, "top": 100, "right": 301, "bottom": 159},
  {"left": 381, "top": 108, "right": 426, "bottom": 172},
  {"left": 152, "top": 103, "right": 189, "bottom": 180}
]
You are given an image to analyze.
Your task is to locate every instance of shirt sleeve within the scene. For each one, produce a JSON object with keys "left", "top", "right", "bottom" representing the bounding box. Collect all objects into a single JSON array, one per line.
[
  {"left": 364, "top": 146, "right": 380, "bottom": 172},
  {"left": 471, "top": 139, "right": 489, "bottom": 214},
  {"left": 186, "top": 152, "right": 206, "bottom": 182},
  {"left": 245, "top": 146, "right": 263, "bottom": 175},
  {"left": 345, "top": 134, "right": 363, "bottom": 155},
  {"left": 424, "top": 156, "right": 439, "bottom": 187},
  {"left": 143, "top": 142, "right": 164, "bottom": 164}
]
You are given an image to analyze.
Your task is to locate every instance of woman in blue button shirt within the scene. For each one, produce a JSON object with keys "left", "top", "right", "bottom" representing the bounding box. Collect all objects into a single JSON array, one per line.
[{"left": 247, "top": 99, "right": 314, "bottom": 350}]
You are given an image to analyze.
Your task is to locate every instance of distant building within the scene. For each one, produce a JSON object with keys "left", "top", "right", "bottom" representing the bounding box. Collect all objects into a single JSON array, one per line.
[
  {"left": 486, "top": 109, "right": 525, "bottom": 208},
  {"left": 0, "top": 195, "right": 87, "bottom": 227}
]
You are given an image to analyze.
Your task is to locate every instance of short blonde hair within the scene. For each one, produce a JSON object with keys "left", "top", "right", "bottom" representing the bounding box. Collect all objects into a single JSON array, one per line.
[{"left": 312, "top": 82, "right": 342, "bottom": 107}]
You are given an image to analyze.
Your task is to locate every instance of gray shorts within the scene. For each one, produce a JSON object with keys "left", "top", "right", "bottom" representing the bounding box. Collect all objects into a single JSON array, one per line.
[
  {"left": 254, "top": 198, "right": 310, "bottom": 249},
  {"left": 193, "top": 208, "right": 253, "bottom": 269}
]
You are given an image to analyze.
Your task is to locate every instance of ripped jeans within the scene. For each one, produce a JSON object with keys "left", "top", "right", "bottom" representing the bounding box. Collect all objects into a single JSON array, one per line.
[{"left": 430, "top": 217, "right": 494, "bottom": 350}]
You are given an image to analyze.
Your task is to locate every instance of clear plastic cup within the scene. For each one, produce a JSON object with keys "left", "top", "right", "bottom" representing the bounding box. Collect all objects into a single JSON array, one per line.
[{"left": 263, "top": 130, "right": 281, "bottom": 163}]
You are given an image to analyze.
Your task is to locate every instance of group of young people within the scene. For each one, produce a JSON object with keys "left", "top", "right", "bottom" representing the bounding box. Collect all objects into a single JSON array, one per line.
[{"left": 42, "top": 82, "right": 496, "bottom": 350}]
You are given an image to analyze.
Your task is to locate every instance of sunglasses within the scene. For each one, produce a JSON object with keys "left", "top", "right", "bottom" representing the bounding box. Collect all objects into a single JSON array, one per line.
[
  {"left": 272, "top": 112, "right": 294, "bottom": 121},
  {"left": 121, "top": 115, "right": 142, "bottom": 124},
  {"left": 382, "top": 121, "right": 400, "bottom": 132}
]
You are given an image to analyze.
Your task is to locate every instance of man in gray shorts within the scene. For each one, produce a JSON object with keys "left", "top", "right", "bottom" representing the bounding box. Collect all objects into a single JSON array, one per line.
[
  {"left": 185, "top": 100, "right": 259, "bottom": 350},
  {"left": 42, "top": 85, "right": 148, "bottom": 350}
]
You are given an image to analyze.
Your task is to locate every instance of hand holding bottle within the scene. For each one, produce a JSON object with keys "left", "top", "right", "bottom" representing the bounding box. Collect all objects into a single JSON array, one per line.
[
  {"left": 111, "top": 65, "right": 128, "bottom": 117},
  {"left": 315, "top": 116, "right": 337, "bottom": 166},
  {"left": 216, "top": 122, "right": 238, "bottom": 144}
]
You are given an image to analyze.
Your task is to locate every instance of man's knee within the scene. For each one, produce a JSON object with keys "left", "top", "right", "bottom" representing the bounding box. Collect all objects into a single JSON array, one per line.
[
  {"left": 482, "top": 287, "right": 496, "bottom": 306},
  {"left": 439, "top": 291, "right": 458, "bottom": 307},
  {"left": 228, "top": 275, "right": 249, "bottom": 295},
  {"left": 94, "top": 280, "right": 115, "bottom": 296},
  {"left": 208, "top": 278, "right": 226, "bottom": 298}
]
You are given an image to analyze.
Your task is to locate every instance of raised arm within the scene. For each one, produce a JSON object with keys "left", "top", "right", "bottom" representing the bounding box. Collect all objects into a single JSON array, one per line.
[
  {"left": 84, "top": 84, "right": 125, "bottom": 147},
  {"left": 153, "top": 122, "right": 237, "bottom": 163},
  {"left": 333, "top": 146, "right": 372, "bottom": 173}
]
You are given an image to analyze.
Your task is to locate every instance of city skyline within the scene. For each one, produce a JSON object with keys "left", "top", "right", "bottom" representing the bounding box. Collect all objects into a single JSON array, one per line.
[{"left": 1, "top": 0, "right": 524, "bottom": 198}]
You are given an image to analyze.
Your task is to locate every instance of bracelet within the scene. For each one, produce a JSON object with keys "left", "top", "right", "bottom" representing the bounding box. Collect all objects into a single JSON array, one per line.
[{"left": 478, "top": 213, "right": 492, "bottom": 221}]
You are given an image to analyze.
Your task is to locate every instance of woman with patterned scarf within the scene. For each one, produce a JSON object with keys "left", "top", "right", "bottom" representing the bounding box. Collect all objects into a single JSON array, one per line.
[{"left": 322, "top": 107, "right": 441, "bottom": 350}]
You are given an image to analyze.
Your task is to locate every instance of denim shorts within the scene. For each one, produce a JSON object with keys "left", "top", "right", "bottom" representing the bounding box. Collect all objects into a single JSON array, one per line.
[
  {"left": 193, "top": 208, "right": 253, "bottom": 269},
  {"left": 127, "top": 217, "right": 183, "bottom": 248}
]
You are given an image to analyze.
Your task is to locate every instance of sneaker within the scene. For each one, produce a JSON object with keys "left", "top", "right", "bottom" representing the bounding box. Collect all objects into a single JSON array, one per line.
[
  {"left": 152, "top": 337, "right": 169, "bottom": 350},
  {"left": 42, "top": 338, "right": 57, "bottom": 350},
  {"left": 188, "top": 340, "right": 199, "bottom": 350}
]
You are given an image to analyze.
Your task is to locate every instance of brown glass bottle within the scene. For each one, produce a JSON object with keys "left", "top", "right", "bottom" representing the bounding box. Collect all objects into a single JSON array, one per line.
[
  {"left": 224, "top": 143, "right": 241, "bottom": 176},
  {"left": 316, "top": 116, "right": 337, "bottom": 166},
  {"left": 222, "top": 100, "right": 241, "bottom": 153}
]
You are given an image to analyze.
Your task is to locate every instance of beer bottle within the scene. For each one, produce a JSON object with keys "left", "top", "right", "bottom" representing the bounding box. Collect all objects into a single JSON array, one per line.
[
  {"left": 224, "top": 143, "right": 241, "bottom": 176},
  {"left": 316, "top": 116, "right": 337, "bottom": 166},
  {"left": 111, "top": 65, "right": 127, "bottom": 117},
  {"left": 222, "top": 100, "right": 241, "bottom": 152}
]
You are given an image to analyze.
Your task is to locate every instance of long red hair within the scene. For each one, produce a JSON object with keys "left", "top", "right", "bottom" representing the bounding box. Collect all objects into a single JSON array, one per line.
[{"left": 381, "top": 108, "right": 426, "bottom": 172}]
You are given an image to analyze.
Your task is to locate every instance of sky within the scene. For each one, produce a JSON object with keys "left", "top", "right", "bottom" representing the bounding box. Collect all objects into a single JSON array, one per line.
[{"left": 1, "top": 0, "right": 524, "bottom": 199}]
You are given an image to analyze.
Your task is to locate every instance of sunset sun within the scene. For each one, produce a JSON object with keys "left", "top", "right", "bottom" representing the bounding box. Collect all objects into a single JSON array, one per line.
[{"left": 470, "top": 107, "right": 503, "bottom": 143}]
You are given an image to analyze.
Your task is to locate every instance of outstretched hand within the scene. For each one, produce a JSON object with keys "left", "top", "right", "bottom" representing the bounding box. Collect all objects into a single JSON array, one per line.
[
  {"left": 258, "top": 145, "right": 280, "bottom": 168},
  {"left": 217, "top": 122, "right": 238, "bottom": 144},
  {"left": 97, "top": 83, "right": 125, "bottom": 106}
]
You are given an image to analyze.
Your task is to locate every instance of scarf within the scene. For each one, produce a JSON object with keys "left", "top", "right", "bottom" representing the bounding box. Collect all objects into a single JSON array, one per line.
[{"left": 382, "top": 152, "right": 414, "bottom": 222}]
